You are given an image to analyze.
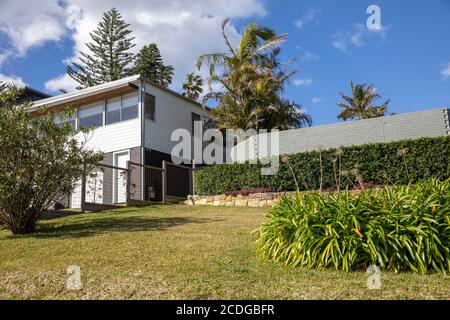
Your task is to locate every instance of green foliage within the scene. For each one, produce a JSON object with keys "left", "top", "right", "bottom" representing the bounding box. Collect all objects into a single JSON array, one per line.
[
  {"left": 182, "top": 73, "right": 203, "bottom": 101},
  {"left": 197, "top": 19, "right": 311, "bottom": 130},
  {"left": 194, "top": 136, "right": 450, "bottom": 195},
  {"left": 337, "top": 82, "right": 390, "bottom": 120},
  {"left": 0, "top": 84, "right": 102, "bottom": 234},
  {"left": 255, "top": 179, "right": 450, "bottom": 273},
  {"left": 67, "top": 8, "right": 136, "bottom": 89},
  {"left": 132, "top": 43, "right": 174, "bottom": 87}
]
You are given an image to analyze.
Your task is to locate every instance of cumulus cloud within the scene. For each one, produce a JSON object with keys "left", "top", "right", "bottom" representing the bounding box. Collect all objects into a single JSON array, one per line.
[
  {"left": 0, "top": 0, "right": 266, "bottom": 93},
  {"left": 44, "top": 73, "right": 78, "bottom": 92},
  {"left": 0, "top": 73, "right": 25, "bottom": 86},
  {"left": 45, "top": 0, "right": 267, "bottom": 92},
  {"left": 293, "top": 78, "right": 313, "bottom": 87},
  {"left": 311, "top": 97, "right": 322, "bottom": 104},
  {"left": 441, "top": 62, "right": 450, "bottom": 79},
  {"left": 332, "top": 23, "right": 388, "bottom": 53},
  {"left": 0, "top": 0, "right": 67, "bottom": 55}
]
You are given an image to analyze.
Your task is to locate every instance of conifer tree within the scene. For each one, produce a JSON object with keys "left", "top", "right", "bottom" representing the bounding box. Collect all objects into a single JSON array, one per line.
[
  {"left": 67, "top": 8, "right": 136, "bottom": 89},
  {"left": 132, "top": 43, "right": 174, "bottom": 87}
]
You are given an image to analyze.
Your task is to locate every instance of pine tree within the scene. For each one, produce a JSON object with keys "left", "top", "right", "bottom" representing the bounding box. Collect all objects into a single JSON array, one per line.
[
  {"left": 67, "top": 8, "right": 136, "bottom": 89},
  {"left": 132, "top": 43, "right": 174, "bottom": 87}
]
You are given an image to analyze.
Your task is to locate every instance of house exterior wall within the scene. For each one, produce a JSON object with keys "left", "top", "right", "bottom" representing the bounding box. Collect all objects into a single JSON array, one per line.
[
  {"left": 76, "top": 118, "right": 141, "bottom": 154},
  {"left": 143, "top": 81, "right": 210, "bottom": 160},
  {"left": 233, "top": 108, "right": 450, "bottom": 161},
  {"left": 97, "top": 147, "right": 141, "bottom": 205},
  {"left": 36, "top": 76, "right": 211, "bottom": 207}
]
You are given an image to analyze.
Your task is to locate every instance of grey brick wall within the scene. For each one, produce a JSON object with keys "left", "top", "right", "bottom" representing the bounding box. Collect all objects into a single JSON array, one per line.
[{"left": 244, "top": 108, "right": 449, "bottom": 159}]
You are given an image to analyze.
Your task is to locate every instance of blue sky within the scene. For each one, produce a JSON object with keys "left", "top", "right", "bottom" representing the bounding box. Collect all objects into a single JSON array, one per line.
[{"left": 0, "top": 0, "right": 449, "bottom": 125}]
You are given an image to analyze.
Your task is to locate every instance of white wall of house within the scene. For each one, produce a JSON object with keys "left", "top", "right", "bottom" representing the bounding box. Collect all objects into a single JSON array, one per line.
[
  {"left": 52, "top": 78, "right": 211, "bottom": 161},
  {"left": 143, "top": 81, "right": 210, "bottom": 158},
  {"left": 71, "top": 92, "right": 142, "bottom": 154},
  {"left": 77, "top": 119, "right": 141, "bottom": 154}
]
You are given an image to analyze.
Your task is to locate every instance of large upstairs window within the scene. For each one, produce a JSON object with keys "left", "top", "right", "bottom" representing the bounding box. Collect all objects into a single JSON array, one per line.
[
  {"left": 121, "top": 93, "right": 139, "bottom": 121},
  {"left": 106, "top": 97, "right": 121, "bottom": 125},
  {"left": 54, "top": 112, "right": 76, "bottom": 128},
  {"left": 73, "top": 93, "right": 139, "bottom": 130},
  {"left": 78, "top": 103, "right": 103, "bottom": 129}
]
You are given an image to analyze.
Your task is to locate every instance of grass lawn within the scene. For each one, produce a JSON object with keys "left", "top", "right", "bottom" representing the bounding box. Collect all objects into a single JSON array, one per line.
[{"left": 0, "top": 204, "right": 449, "bottom": 300}]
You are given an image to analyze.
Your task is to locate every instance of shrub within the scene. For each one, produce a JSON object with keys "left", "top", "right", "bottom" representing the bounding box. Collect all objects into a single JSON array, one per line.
[
  {"left": 255, "top": 179, "right": 450, "bottom": 274},
  {"left": 194, "top": 136, "right": 450, "bottom": 195},
  {"left": 0, "top": 84, "right": 102, "bottom": 234}
]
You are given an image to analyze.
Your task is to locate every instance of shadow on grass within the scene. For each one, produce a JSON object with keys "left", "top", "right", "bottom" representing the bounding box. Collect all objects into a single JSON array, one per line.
[{"left": 5, "top": 213, "right": 221, "bottom": 239}]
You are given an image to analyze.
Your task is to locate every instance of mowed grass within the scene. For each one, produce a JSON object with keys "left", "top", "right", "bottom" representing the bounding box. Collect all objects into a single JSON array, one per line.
[{"left": 0, "top": 205, "right": 449, "bottom": 300}]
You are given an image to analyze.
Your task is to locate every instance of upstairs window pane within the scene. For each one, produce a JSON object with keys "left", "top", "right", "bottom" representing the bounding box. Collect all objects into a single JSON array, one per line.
[
  {"left": 106, "top": 97, "right": 121, "bottom": 124},
  {"left": 122, "top": 93, "right": 138, "bottom": 121},
  {"left": 78, "top": 103, "right": 103, "bottom": 129},
  {"left": 144, "top": 93, "right": 155, "bottom": 120},
  {"left": 54, "top": 112, "right": 76, "bottom": 128}
]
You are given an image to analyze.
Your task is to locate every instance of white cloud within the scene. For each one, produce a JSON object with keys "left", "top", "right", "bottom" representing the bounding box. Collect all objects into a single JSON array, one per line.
[
  {"left": 0, "top": 73, "right": 25, "bottom": 86},
  {"left": 43, "top": 0, "right": 267, "bottom": 92},
  {"left": 293, "top": 78, "right": 313, "bottom": 87},
  {"left": 0, "top": 0, "right": 67, "bottom": 55},
  {"left": 441, "top": 62, "right": 450, "bottom": 79},
  {"left": 332, "top": 23, "right": 388, "bottom": 52},
  {"left": 311, "top": 97, "right": 322, "bottom": 104},
  {"left": 296, "top": 47, "right": 320, "bottom": 62},
  {"left": 45, "top": 74, "right": 78, "bottom": 93},
  {"left": 294, "top": 8, "right": 321, "bottom": 29},
  {"left": 0, "top": 52, "right": 12, "bottom": 66}
]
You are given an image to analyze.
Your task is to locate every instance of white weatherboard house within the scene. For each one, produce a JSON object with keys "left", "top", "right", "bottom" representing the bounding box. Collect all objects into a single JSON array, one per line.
[{"left": 31, "top": 75, "right": 211, "bottom": 208}]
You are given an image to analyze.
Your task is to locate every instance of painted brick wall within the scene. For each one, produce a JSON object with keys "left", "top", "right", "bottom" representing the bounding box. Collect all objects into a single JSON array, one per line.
[{"left": 234, "top": 108, "right": 449, "bottom": 160}]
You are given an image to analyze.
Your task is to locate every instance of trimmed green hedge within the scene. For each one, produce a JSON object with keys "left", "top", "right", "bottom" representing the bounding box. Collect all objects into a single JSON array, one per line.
[{"left": 194, "top": 136, "right": 450, "bottom": 195}]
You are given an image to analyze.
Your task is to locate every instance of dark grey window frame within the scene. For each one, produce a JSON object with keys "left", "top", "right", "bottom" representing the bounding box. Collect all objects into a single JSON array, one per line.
[{"left": 144, "top": 93, "right": 156, "bottom": 121}]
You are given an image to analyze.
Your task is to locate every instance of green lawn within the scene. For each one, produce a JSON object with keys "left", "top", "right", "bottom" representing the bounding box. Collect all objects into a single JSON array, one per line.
[{"left": 0, "top": 205, "right": 449, "bottom": 299}]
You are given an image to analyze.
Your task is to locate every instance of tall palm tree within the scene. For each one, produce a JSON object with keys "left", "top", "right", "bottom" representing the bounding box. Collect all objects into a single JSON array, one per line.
[
  {"left": 337, "top": 82, "right": 390, "bottom": 120},
  {"left": 196, "top": 19, "right": 309, "bottom": 130},
  {"left": 197, "top": 19, "right": 286, "bottom": 76},
  {"left": 182, "top": 73, "right": 203, "bottom": 101}
]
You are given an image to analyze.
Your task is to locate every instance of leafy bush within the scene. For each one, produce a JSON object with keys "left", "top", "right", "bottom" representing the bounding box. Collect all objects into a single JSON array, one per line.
[
  {"left": 255, "top": 179, "right": 450, "bottom": 273},
  {"left": 194, "top": 136, "right": 450, "bottom": 195},
  {"left": 0, "top": 84, "right": 101, "bottom": 234}
]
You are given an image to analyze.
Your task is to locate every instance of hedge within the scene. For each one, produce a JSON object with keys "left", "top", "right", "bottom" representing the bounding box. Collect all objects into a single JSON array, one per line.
[{"left": 194, "top": 136, "right": 450, "bottom": 195}]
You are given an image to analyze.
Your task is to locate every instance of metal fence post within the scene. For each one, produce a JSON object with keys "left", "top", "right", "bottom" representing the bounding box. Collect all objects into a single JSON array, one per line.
[
  {"left": 162, "top": 160, "right": 166, "bottom": 203},
  {"left": 126, "top": 161, "right": 131, "bottom": 207},
  {"left": 190, "top": 160, "right": 196, "bottom": 195},
  {"left": 80, "top": 162, "right": 86, "bottom": 213}
]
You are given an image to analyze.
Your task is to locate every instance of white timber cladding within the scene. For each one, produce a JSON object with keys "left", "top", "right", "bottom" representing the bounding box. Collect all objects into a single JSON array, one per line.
[
  {"left": 74, "top": 91, "right": 141, "bottom": 154},
  {"left": 143, "top": 81, "right": 211, "bottom": 155},
  {"left": 35, "top": 76, "right": 212, "bottom": 158}
]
